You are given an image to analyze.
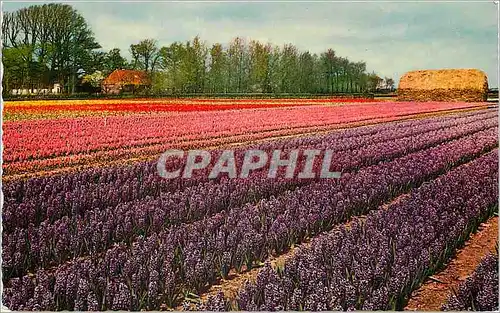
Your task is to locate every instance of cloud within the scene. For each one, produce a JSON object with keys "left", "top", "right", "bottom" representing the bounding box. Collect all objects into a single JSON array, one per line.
[
  {"left": 3, "top": 0, "right": 498, "bottom": 86},
  {"left": 92, "top": 14, "right": 161, "bottom": 52}
]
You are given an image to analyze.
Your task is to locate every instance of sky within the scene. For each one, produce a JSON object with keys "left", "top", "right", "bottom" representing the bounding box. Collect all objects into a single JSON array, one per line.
[{"left": 2, "top": 0, "right": 499, "bottom": 87}]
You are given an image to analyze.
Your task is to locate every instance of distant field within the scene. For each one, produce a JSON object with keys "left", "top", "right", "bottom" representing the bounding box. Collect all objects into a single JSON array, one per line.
[
  {"left": 2, "top": 99, "right": 487, "bottom": 179},
  {"left": 2, "top": 99, "right": 497, "bottom": 311},
  {"left": 3, "top": 97, "right": 380, "bottom": 121}
]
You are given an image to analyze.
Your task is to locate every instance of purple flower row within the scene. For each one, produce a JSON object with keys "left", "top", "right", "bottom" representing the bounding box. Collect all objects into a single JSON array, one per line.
[
  {"left": 442, "top": 252, "right": 498, "bottom": 311},
  {"left": 3, "top": 112, "right": 495, "bottom": 237},
  {"left": 3, "top": 110, "right": 494, "bottom": 233},
  {"left": 3, "top": 126, "right": 497, "bottom": 311},
  {"left": 234, "top": 150, "right": 498, "bottom": 311},
  {"left": 2, "top": 116, "right": 496, "bottom": 279},
  {"left": 171, "top": 128, "right": 497, "bottom": 295}
]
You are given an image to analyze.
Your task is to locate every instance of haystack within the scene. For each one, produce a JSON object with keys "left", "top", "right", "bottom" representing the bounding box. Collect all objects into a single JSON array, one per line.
[{"left": 397, "top": 69, "right": 488, "bottom": 102}]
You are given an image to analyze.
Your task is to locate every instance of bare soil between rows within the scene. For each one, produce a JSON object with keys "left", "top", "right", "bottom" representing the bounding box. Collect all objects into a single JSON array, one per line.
[{"left": 405, "top": 216, "right": 498, "bottom": 311}]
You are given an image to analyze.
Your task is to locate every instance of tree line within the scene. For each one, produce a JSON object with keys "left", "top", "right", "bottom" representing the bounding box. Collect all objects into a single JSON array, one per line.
[{"left": 2, "top": 3, "right": 395, "bottom": 96}]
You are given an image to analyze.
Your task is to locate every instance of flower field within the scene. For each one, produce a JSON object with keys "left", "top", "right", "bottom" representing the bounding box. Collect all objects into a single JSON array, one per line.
[
  {"left": 2, "top": 100, "right": 488, "bottom": 179},
  {"left": 442, "top": 252, "right": 498, "bottom": 311},
  {"left": 2, "top": 98, "right": 498, "bottom": 311}
]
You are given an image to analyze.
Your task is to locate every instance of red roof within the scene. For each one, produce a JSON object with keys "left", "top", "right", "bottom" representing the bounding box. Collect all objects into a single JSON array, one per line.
[{"left": 102, "top": 69, "right": 151, "bottom": 86}]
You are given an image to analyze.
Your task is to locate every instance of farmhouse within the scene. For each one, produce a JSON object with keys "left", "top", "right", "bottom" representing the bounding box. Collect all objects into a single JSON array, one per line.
[
  {"left": 101, "top": 69, "right": 151, "bottom": 94},
  {"left": 397, "top": 69, "right": 488, "bottom": 102}
]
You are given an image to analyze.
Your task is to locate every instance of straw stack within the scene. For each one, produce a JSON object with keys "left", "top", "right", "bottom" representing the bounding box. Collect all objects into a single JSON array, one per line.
[{"left": 397, "top": 69, "right": 488, "bottom": 102}]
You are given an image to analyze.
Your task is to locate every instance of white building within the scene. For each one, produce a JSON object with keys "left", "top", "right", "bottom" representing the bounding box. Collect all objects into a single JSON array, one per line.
[{"left": 11, "top": 83, "right": 62, "bottom": 95}]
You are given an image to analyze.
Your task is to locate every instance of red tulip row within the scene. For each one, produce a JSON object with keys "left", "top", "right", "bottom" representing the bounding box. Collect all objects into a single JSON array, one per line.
[
  {"left": 4, "top": 98, "right": 379, "bottom": 121},
  {"left": 4, "top": 102, "right": 484, "bottom": 167}
]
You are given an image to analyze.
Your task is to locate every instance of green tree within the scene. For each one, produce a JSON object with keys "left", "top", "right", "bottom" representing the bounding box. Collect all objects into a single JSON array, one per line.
[
  {"left": 367, "top": 72, "right": 383, "bottom": 92},
  {"left": 130, "top": 39, "right": 161, "bottom": 73},
  {"left": 227, "top": 37, "right": 249, "bottom": 93},
  {"left": 104, "top": 48, "right": 128, "bottom": 73},
  {"left": 2, "top": 3, "right": 100, "bottom": 93},
  {"left": 351, "top": 61, "right": 367, "bottom": 92},
  {"left": 2, "top": 46, "right": 30, "bottom": 92},
  {"left": 248, "top": 40, "right": 272, "bottom": 93},
  {"left": 320, "top": 49, "right": 336, "bottom": 93},
  {"left": 191, "top": 36, "right": 208, "bottom": 93},
  {"left": 150, "top": 71, "right": 169, "bottom": 94},
  {"left": 180, "top": 40, "right": 197, "bottom": 93},
  {"left": 82, "top": 70, "right": 104, "bottom": 88},
  {"left": 159, "top": 42, "right": 186, "bottom": 93},
  {"left": 279, "top": 43, "right": 299, "bottom": 93},
  {"left": 338, "top": 57, "right": 350, "bottom": 92},
  {"left": 267, "top": 44, "right": 282, "bottom": 94},
  {"left": 297, "top": 51, "right": 316, "bottom": 93},
  {"left": 207, "top": 43, "right": 227, "bottom": 93}
]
